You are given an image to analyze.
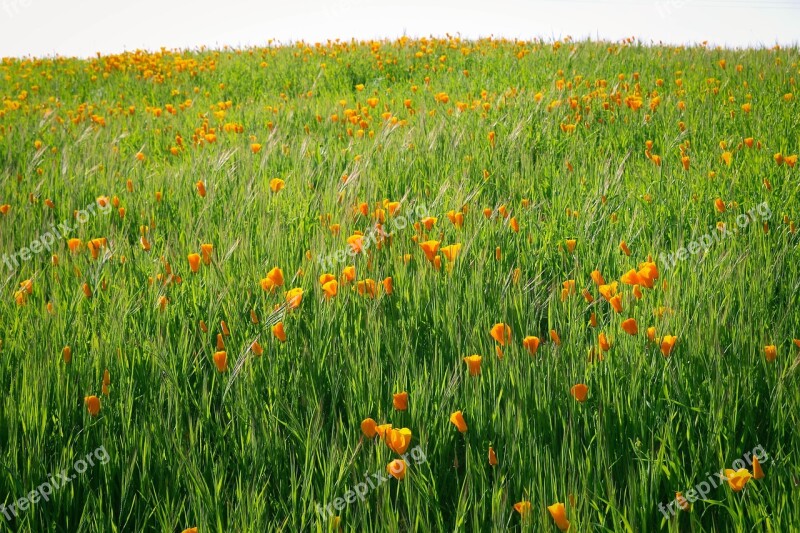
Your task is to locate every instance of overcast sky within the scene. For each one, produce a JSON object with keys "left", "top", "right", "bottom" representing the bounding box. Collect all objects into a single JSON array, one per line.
[{"left": 0, "top": 0, "right": 798, "bottom": 58}]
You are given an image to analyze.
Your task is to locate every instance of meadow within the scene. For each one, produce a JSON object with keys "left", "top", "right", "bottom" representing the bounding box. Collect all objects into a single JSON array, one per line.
[{"left": 0, "top": 36, "right": 799, "bottom": 532}]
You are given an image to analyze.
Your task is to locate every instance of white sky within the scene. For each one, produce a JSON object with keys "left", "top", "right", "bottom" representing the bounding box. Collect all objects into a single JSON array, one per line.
[{"left": 0, "top": 0, "right": 798, "bottom": 58}]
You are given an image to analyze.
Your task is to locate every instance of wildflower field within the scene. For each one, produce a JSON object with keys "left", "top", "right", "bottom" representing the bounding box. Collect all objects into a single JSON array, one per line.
[{"left": 1, "top": 37, "right": 799, "bottom": 532}]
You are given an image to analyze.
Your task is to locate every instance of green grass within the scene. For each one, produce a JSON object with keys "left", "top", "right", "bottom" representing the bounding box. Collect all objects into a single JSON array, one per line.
[{"left": 0, "top": 37, "right": 799, "bottom": 532}]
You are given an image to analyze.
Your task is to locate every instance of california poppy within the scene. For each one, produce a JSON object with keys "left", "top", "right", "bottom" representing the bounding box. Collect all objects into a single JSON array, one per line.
[
  {"left": 322, "top": 280, "right": 338, "bottom": 299},
  {"left": 382, "top": 277, "right": 393, "bottom": 295},
  {"left": 196, "top": 180, "right": 206, "bottom": 197},
  {"left": 68, "top": 238, "right": 82, "bottom": 253},
  {"left": 393, "top": 392, "right": 408, "bottom": 411},
  {"left": 387, "top": 459, "right": 407, "bottom": 480},
  {"left": 450, "top": 411, "right": 468, "bottom": 433},
  {"left": 660, "top": 335, "right": 677, "bottom": 357},
  {"left": 599, "top": 332, "right": 611, "bottom": 351},
  {"left": 550, "top": 329, "right": 561, "bottom": 345},
  {"left": 591, "top": 270, "right": 606, "bottom": 286},
  {"left": 513, "top": 501, "right": 531, "bottom": 516},
  {"left": 188, "top": 253, "right": 201, "bottom": 273},
  {"left": 488, "top": 446, "right": 498, "bottom": 466},
  {"left": 490, "top": 323, "right": 511, "bottom": 346},
  {"left": 565, "top": 239, "right": 576, "bottom": 253},
  {"left": 341, "top": 266, "right": 356, "bottom": 284},
  {"left": 724, "top": 468, "right": 752, "bottom": 492},
  {"left": 609, "top": 295, "right": 623, "bottom": 313},
  {"left": 63, "top": 346, "right": 72, "bottom": 364},
  {"left": 753, "top": 455, "right": 765, "bottom": 479},
  {"left": 251, "top": 341, "right": 264, "bottom": 356},
  {"left": 621, "top": 318, "right": 638, "bottom": 335},
  {"left": 200, "top": 243, "right": 213, "bottom": 265},
  {"left": 570, "top": 384, "right": 589, "bottom": 402},
  {"left": 85, "top": 395, "right": 101, "bottom": 416},
  {"left": 272, "top": 322, "right": 287, "bottom": 342},
  {"left": 386, "top": 427, "right": 412, "bottom": 454},
  {"left": 285, "top": 288, "right": 303, "bottom": 309},
  {"left": 547, "top": 502, "right": 570, "bottom": 531},
  {"left": 420, "top": 240, "right": 440, "bottom": 262},
  {"left": 441, "top": 244, "right": 462, "bottom": 261},
  {"left": 463, "top": 355, "right": 482, "bottom": 376},
  {"left": 522, "top": 336, "right": 540, "bottom": 356},
  {"left": 270, "top": 178, "right": 285, "bottom": 192},
  {"left": 213, "top": 350, "right": 228, "bottom": 372},
  {"left": 764, "top": 345, "right": 777, "bottom": 362},
  {"left": 620, "top": 269, "right": 644, "bottom": 286},
  {"left": 361, "top": 418, "right": 377, "bottom": 438}
]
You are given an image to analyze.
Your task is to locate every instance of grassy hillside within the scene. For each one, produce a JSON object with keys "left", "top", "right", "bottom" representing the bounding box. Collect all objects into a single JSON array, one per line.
[{"left": 0, "top": 37, "right": 799, "bottom": 532}]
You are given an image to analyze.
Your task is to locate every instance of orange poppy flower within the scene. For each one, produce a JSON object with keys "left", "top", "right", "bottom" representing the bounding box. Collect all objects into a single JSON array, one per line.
[
  {"left": 270, "top": 178, "right": 285, "bottom": 192},
  {"left": 322, "top": 280, "right": 338, "bottom": 299},
  {"left": 85, "top": 395, "right": 101, "bottom": 416},
  {"left": 386, "top": 428, "right": 412, "bottom": 454},
  {"left": 387, "top": 459, "right": 407, "bottom": 480},
  {"left": 196, "top": 180, "right": 206, "bottom": 197},
  {"left": 660, "top": 335, "right": 677, "bottom": 357},
  {"left": 319, "top": 273, "right": 336, "bottom": 285},
  {"left": 753, "top": 455, "right": 765, "bottom": 479},
  {"left": 213, "top": 351, "right": 227, "bottom": 372},
  {"left": 550, "top": 329, "right": 561, "bottom": 345},
  {"left": 565, "top": 239, "right": 577, "bottom": 253},
  {"left": 188, "top": 253, "right": 201, "bottom": 273},
  {"left": 420, "top": 216, "right": 437, "bottom": 230},
  {"left": 592, "top": 270, "right": 606, "bottom": 286},
  {"left": 714, "top": 198, "right": 726, "bottom": 213},
  {"left": 724, "top": 468, "right": 752, "bottom": 492},
  {"left": 440, "top": 244, "right": 462, "bottom": 261},
  {"left": 341, "top": 266, "right": 356, "bottom": 283},
  {"left": 347, "top": 234, "right": 365, "bottom": 253},
  {"left": 447, "top": 210, "right": 464, "bottom": 228},
  {"left": 647, "top": 327, "right": 656, "bottom": 342},
  {"left": 420, "top": 240, "right": 440, "bottom": 262},
  {"left": 764, "top": 344, "right": 777, "bottom": 362},
  {"left": 490, "top": 323, "right": 512, "bottom": 346},
  {"left": 356, "top": 279, "right": 377, "bottom": 298},
  {"left": 272, "top": 322, "right": 287, "bottom": 342},
  {"left": 251, "top": 341, "right": 264, "bottom": 356},
  {"left": 63, "top": 346, "right": 72, "bottom": 364},
  {"left": 522, "top": 336, "right": 540, "bottom": 356},
  {"left": 599, "top": 332, "right": 611, "bottom": 351},
  {"left": 361, "top": 418, "right": 377, "bottom": 438},
  {"left": 620, "top": 269, "right": 644, "bottom": 286},
  {"left": 216, "top": 334, "right": 225, "bottom": 350},
  {"left": 0, "top": 204, "right": 9, "bottom": 215},
  {"left": 200, "top": 243, "right": 213, "bottom": 265},
  {"left": 488, "top": 446, "right": 498, "bottom": 466},
  {"left": 621, "top": 318, "right": 638, "bottom": 335},
  {"left": 375, "top": 423, "right": 392, "bottom": 439},
  {"left": 598, "top": 282, "right": 618, "bottom": 300},
  {"left": 450, "top": 411, "right": 468, "bottom": 433},
  {"left": 570, "top": 383, "right": 589, "bottom": 402},
  {"left": 82, "top": 283, "right": 92, "bottom": 299},
  {"left": 513, "top": 501, "right": 531, "bottom": 516},
  {"left": 609, "top": 295, "right": 623, "bottom": 313},
  {"left": 393, "top": 392, "right": 408, "bottom": 411},
  {"left": 463, "top": 355, "right": 482, "bottom": 376},
  {"left": 199, "top": 320, "right": 208, "bottom": 333},
  {"left": 619, "top": 240, "right": 631, "bottom": 256},
  {"left": 547, "top": 502, "right": 570, "bottom": 531},
  {"left": 284, "top": 287, "right": 303, "bottom": 309},
  {"left": 382, "top": 277, "right": 393, "bottom": 295},
  {"left": 68, "top": 238, "right": 82, "bottom": 253}
]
